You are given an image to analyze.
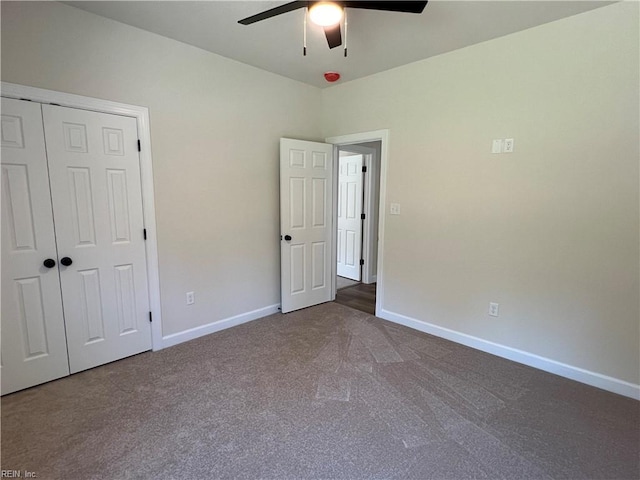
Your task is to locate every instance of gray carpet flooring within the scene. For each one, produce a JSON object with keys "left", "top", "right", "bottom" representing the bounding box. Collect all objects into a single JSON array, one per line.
[{"left": 2, "top": 302, "right": 638, "bottom": 479}]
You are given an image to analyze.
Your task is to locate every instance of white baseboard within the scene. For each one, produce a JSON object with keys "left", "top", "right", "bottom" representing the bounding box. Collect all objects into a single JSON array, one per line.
[
  {"left": 161, "top": 304, "right": 281, "bottom": 349},
  {"left": 378, "top": 308, "right": 640, "bottom": 400}
]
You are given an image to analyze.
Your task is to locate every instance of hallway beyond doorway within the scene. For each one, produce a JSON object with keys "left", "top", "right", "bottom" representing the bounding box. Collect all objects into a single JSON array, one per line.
[
  {"left": 337, "top": 276, "right": 359, "bottom": 290},
  {"left": 334, "top": 282, "right": 376, "bottom": 315}
]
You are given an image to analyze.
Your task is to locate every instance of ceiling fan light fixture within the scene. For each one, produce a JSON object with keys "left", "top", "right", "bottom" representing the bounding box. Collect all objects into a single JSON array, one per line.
[{"left": 309, "top": 2, "right": 343, "bottom": 27}]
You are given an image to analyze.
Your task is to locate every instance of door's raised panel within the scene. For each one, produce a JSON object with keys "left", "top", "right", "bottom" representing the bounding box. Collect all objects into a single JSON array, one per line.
[
  {"left": 347, "top": 182, "right": 357, "bottom": 218},
  {"left": 79, "top": 269, "right": 105, "bottom": 344},
  {"left": 346, "top": 230, "right": 356, "bottom": 266},
  {"left": 15, "top": 277, "right": 49, "bottom": 359},
  {"left": 289, "top": 149, "right": 305, "bottom": 168},
  {"left": 68, "top": 167, "right": 97, "bottom": 246},
  {"left": 106, "top": 169, "right": 131, "bottom": 243},
  {"left": 63, "top": 123, "right": 88, "bottom": 153},
  {"left": 290, "top": 244, "right": 305, "bottom": 294},
  {"left": 312, "top": 178, "right": 326, "bottom": 228},
  {"left": 311, "top": 242, "right": 326, "bottom": 289},
  {"left": 2, "top": 164, "right": 37, "bottom": 251},
  {"left": 338, "top": 182, "right": 345, "bottom": 219},
  {"left": 114, "top": 264, "right": 137, "bottom": 335},
  {"left": 312, "top": 152, "right": 327, "bottom": 169},
  {"left": 102, "top": 128, "right": 124, "bottom": 156},
  {"left": 289, "top": 177, "right": 305, "bottom": 229},
  {"left": 337, "top": 229, "right": 344, "bottom": 265},
  {"left": 347, "top": 162, "right": 359, "bottom": 175},
  {"left": 1, "top": 115, "right": 25, "bottom": 148}
]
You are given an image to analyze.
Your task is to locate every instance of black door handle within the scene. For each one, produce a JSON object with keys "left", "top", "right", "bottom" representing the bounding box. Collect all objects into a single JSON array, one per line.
[
  {"left": 284, "top": 235, "right": 292, "bottom": 241},
  {"left": 60, "top": 257, "right": 73, "bottom": 266},
  {"left": 43, "top": 258, "right": 56, "bottom": 268}
]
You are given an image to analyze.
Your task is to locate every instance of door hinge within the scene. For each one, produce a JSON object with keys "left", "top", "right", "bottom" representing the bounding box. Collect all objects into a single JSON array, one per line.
[
  {"left": 360, "top": 259, "right": 365, "bottom": 266},
  {"left": 362, "top": 165, "right": 367, "bottom": 173},
  {"left": 149, "top": 311, "right": 153, "bottom": 323},
  {"left": 143, "top": 228, "right": 147, "bottom": 240},
  {"left": 361, "top": 213, "right": 366, "bottom": 220},
  {"left": 137, "top": 139, "right": 141, "bottom": 152}
]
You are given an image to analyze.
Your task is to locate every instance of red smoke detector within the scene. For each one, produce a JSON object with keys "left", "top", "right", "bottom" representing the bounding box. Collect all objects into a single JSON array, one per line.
[{"left": 324, "top": 72, "right": 341, "bottom": 83}]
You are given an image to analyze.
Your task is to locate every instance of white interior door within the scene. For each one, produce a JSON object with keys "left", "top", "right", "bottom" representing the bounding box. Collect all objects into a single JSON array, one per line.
[
  {"left": 280, "top": 138, "right": 333, "bottom": 313},
  {"left": 1, "top": 98, "right": 70, "bottom": 395},
  {"left": 337, "top": 154, "right": 363, "bottom": 281},
  {"left": 42, "top": 105, "right": 151, "bottom": 373}
]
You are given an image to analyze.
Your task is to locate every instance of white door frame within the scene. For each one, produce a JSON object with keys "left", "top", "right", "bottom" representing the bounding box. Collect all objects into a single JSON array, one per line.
[
  {"left": 326, "top": 130, "right": 389, "bottom": 316},
  {"left": 1, "top": 82, "right": 164, "bottom": 351},
  {"left": 338, "top": 145, "right": 378, "bottom": 285}
]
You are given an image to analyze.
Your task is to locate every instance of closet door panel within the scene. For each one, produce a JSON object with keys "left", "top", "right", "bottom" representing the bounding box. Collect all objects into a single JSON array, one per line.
[
  {"left": 1, "top": 97, "right": 70, "bottom": 395},
  {"left": 42, "top": 105, "right": 151, "bottom": 374}
]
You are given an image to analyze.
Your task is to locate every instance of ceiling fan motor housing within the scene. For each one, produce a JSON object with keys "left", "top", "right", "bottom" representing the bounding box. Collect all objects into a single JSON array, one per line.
[{"left": 238, "top": 1, "right": 428, "bottom": 51}]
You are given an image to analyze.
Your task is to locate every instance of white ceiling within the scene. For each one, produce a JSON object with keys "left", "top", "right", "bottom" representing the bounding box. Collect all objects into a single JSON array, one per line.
[{"left": 65, "top": 1, "right": 612, "bottom": 88}]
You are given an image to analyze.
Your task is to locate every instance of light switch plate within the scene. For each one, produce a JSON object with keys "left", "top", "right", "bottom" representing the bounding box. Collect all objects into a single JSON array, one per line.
[
  {"left": 491, "top": 139, "right": 503, "bottom": 154},
  {"left": 390, "top": 203, "right": 401, "bottom": 215},
  {"left": 503, "top": 138, "right": 514, "bottom": 153}
]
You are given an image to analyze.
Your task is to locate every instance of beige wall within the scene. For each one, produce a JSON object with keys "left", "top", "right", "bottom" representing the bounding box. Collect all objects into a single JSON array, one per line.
[
  {"left": 2, "top": 2, "right": 638, "bottom": 386},
  {"left": 323, "top": 2, "right": 639, "bottom": 384},
  {"left": 1, "top": 1, "right": 323, "bottom": 336}
]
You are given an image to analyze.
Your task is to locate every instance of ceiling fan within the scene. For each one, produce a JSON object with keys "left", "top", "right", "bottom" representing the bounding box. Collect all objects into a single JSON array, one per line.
[{"left": 239, "top": 1, "right": 428, "bottom": 55}]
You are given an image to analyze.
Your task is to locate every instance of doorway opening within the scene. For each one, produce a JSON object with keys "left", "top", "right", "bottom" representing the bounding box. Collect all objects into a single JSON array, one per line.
[
  {"left": 334, "top": 141, "right": 381, "bottom": 315},
  {"left": 279, "top": 130, "right": 388, "bottom": 317}
]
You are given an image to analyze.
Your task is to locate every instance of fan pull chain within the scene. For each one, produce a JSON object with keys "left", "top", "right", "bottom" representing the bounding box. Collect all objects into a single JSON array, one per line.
[
  {"left": 344, "top": 8, "right": 348, "bottom": 57},
  {"left": 303, "top": 7, "right": 308, "bottom": 56}
]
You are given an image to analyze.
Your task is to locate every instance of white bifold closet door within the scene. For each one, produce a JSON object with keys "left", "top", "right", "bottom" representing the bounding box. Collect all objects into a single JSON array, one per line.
[
  {"left": 42, "top": 104, "right": 151, "bottom": 374},
  {"left": 1, "top": 98, "right": 70, "bottom": 394},
  {"left": 1, "top": 98, "right": 152, "bottom": 395}
]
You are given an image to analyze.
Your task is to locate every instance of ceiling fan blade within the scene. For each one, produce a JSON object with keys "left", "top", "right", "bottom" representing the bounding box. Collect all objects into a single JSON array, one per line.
[
  {"left": 238, "top": 1, "right": 308, "bottom": 25},
  {"left": 324, "top": 24, "right": 342, "bottom": 49},
  {"left": 341, "top": 1, "right": 428, "bottom": 14}
]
